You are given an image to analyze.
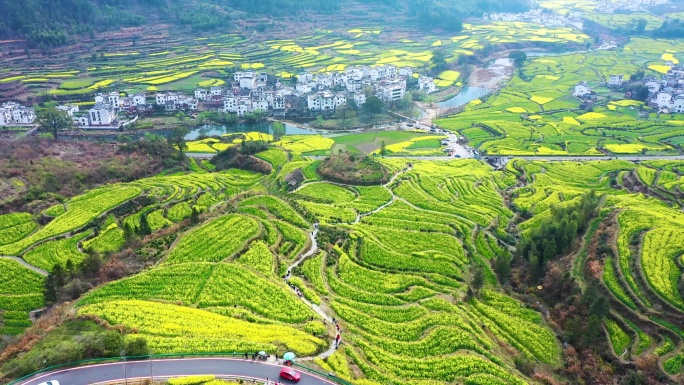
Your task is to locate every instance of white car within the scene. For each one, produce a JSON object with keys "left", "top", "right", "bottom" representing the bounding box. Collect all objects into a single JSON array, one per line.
[{"left": 38, "top": 381, "right": 60, "bottom": 385}]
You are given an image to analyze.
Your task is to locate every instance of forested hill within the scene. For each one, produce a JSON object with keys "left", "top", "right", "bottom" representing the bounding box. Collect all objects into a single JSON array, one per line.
[{"left": 0, "top": 0, "right": 529, "bottom": 48}]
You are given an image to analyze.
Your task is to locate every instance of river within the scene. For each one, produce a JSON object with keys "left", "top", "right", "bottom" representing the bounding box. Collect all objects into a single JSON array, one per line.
[
  {"left": 183, "top": 121, "right": 319, "bottom": 140},
  {"left": 436, "top": 86, "right": 493, "bottom": 109}
]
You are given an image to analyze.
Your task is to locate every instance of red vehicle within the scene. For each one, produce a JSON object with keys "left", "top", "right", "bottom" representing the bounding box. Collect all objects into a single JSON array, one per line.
[{"left": 279, "top": 367, "right": 301, "bottom": 382}]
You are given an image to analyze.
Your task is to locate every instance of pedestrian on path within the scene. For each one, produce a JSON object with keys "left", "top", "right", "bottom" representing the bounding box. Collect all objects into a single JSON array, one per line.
[{"left": 245, "top": 352, "right": 249, "bottom": 359}]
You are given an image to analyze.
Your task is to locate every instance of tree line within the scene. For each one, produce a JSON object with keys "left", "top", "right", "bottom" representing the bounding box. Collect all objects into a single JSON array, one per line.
[
  {"left": 1, "top": 0, "right": 531, "bottom": 48},
  {"left": 517, "top": 191, "right": 601, "bottom": 278}
]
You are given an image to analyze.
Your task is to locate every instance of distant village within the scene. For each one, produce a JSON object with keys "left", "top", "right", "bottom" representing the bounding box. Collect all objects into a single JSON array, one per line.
[
  {"left": 0, "top": 64, "right": 437, "bottom": 129},
  {"left": 595, "top": 0, "right": 668, "bottom": 14},
  {"left": 571, "top": 59, "right": 684, "bottom": 113},
  {"left": 484, "top": 9, "right": 584, "bottom": 28}
]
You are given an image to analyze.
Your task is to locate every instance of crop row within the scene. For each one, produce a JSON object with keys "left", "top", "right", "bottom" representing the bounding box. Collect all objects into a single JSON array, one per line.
[
  {"left": 239, "top": 195, "right": 308, "bottom": 228},
  {"left": 23, "top": 231, "right": 91, "bottom": 272},
  {"left": 640, "top": 228, "right": 684, "bottom": 310},
  {"left": 0, "top": 186, "right": 140, "bottom": 256},
  {"left": 0, "top": 213, "right": 37, "bottom": 246},
  {"left": 78, "top": 300, "right": 325, "bottom": 356},
  {"left": 167, "top": 214, "right": 259, "bottom": 263}
]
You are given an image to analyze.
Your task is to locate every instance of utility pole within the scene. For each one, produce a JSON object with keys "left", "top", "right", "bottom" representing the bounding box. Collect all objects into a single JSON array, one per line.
[
  {"left": 121, "top": 349, "right": 128, "bottom": 385},
  {"left": 149, "top": 354, "right": 154, "bottom": 383}
]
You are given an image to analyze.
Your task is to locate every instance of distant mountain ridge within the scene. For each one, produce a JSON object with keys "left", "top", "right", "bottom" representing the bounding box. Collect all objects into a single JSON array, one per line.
[{"left": 0, "top": 0, "right": 530, "bottom": 48}]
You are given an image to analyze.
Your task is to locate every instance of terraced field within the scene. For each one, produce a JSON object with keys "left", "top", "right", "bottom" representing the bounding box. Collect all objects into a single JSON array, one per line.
[
  {"left": 2, "top": 145, "right": 684, "bottom": 383},
  {"left": 436, "top": 38, "right": 684, "bottom": 155},
  {"left": 1, "top": 21, "right": 590, "bottom": 99},
  {"left": 509, "top": 158, "right": 684, "bottom": 377}
]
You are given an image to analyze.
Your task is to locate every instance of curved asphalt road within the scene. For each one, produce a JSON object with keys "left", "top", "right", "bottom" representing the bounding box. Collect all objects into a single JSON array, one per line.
[{"left": 19, "top": 358, "right": 336, "bottom": 385}]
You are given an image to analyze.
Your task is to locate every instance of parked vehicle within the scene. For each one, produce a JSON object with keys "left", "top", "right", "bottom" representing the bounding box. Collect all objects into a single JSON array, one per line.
[
  {"left": 38, "top": 381, "right": 60, "bottom": 385},
  {"left": 279, "top": 368, "right": 301, "bottom": 382}
]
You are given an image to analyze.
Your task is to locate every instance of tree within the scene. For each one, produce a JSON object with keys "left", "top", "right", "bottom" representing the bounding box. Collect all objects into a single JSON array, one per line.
[
  {"left": 272, "top": 121, "right": 286, "bottom": 141},
  {"left": 168, "top": 127, "right": 190, "bottom": 155},
  {"left": 190, "top": 207, "right": 200, "bottom": 224},
  {"left": 509, "top": 51, "right": 528, "bottom": 68},
  {"left": 313, "top": 115, "right": 325, "bottom": 128},
  {"left": 495, "top": 253, "right": 512, "bottom": 284},
  {"left": 125, "top": 337, "right": 150, "bottom": 357},
  {"left": 380, "top": 141, "right": 387, "bottom": 158},
  {"left": 138, "top": 214, "right": 152, "bottom": 237},
  {"left": 470, "top": 265, "right": 485, "bottom": 296},
  {"left": 36, "top": 109, "right": 73, "bottom": 140},
  {"left": 398, "top": 93, "right": 414, "bottom": 115},
  {"left": 362, "top": 96, "right": 384, "bottom": 118},
  {"left": 337, "top": 104, "right": 356, "bottom": 126},
  {"left": 431, "top": 50, "right": 447, "bottom": 71},
  {"left": 630, "top": 69, "right": 645, "bottom": 81},
  {"left": 634, "top": 18, "right": 647, "bottom": 34}
]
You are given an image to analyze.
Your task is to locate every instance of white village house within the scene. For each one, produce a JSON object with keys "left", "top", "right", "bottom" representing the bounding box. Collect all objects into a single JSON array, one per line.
[
  {"left": 418, "top": 76, "right": 437, "bottom": 93},
  {"left": 573, "top": 82, "right": 591, "bottom": 97},
  {"left": 0, "top": 102, "right": 35, "bottom": 125},
  {"left": 88, "top": 103, "right": 117, "bottom": 126},
  {"left": 608, "top": 74, "right": 624, "bottom": 87}
]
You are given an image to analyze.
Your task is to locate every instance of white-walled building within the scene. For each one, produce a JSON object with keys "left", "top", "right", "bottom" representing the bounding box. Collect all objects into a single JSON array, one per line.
[
  {"left": 0, "top": 106, "right": 11, "bottom": 125},
  {"left": 272, "top": 93, "right": 285, "bottom": 110},
  {"left": 132, "top": 93, "right": 146, "bottom": 106},
  {"left": 296, "top": 83, "right": 314, "bottom": 94},
  {"left": 656, "top": 92, "right": 673, "bottom": 108},
  {"left": 89, "top": 103, "right": 117, "bottom": 126},
  {"left": 297, "top": 72, "right": 314, "bottom": 84},
  {"left": 418, "top": 76, "right": 437, "bottom": 93},
  {"left": 195, "top": 89, "right": 208, "bottom": 100},
  {"left": 608, "top": 74, "right": 624, "bottom": 87},
  {"left": 8, "top": 104, "right": 35, "bottom": 124},
  {"left": 378, "top": 84, "right": 406, "bottom": 102},
  {"left": 645, "top": 79, "right": 662, "bottom": 93},
  {"left": 56, "top": 105, "right": 79, "bottom": 117},
  {"left": 573, "top": 82, "right": 591, "bottom": 97},
  {"left": 351, "top": 93, "right": 366, "bottom": 106},
  {"left": 308, "top": 91, "right": 344, "bottom": 111},
  {"left": 398, "top": 67, "right": 413, "bottom": 78},
  {"left": 672, "top": 96, "right": 684, "bottom": 112}
]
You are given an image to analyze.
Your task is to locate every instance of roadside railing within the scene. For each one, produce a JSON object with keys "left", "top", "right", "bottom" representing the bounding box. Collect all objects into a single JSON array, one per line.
[{"left": 6, "top": 352, "right": 352, "bottom": 385}]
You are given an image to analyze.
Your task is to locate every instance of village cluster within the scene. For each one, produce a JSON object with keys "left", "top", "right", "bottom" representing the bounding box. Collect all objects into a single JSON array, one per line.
[
  {"left": 571, "top": 62, "right": 684, "bottom": 113},
  {"left": 0, "top": 64, "right": 437, "bottom": 128},
  {"left": 484, "top": 8, "right": 584, "bottom": 28},
  {"left": 595, "top": 0, "right": 667, "bottom": 14}
]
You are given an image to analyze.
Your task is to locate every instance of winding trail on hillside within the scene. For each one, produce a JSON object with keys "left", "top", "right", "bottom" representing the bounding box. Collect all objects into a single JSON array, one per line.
[
  {"left": 284, "top": 227, "right": 339, "bottom": 360},
  {"left": 0, "top": 256, "right": 48, "bottom": 276},
  {"left": 286, "top": 167, "right": 412, "bottom": 360}
]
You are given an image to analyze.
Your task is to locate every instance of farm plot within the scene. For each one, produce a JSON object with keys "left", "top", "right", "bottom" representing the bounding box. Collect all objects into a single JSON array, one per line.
[
  {"left": 511, "top": 159, "right": 684, "bottom": 372},
  {"left": 0, "top": 186, "right": 141, "bottom": 256},
  {"left": 166, "top": 214, "right": 260, "bottom": 263},
  {"left": 0, "top": 259, "right": 45, "bottom": 335},
  {"left": 437, "top": 39, "right": 684, "bottom": 155}
]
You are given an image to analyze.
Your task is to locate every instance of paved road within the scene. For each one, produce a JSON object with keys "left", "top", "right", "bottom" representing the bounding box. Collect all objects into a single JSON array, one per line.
[{"left": 19, "top": 358, "right": 336, "bottom": 385}]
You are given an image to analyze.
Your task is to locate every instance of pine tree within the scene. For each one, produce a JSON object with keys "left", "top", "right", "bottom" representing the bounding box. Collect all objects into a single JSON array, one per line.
[
  {"left": 495, "top": 253, "right": 512, "bottom": 284},
  {"left": 138, "top": 214, "right": 152, "bottom": 237},
  {"left": 190, "top": 207, "right": 200, "bottom": 224}
]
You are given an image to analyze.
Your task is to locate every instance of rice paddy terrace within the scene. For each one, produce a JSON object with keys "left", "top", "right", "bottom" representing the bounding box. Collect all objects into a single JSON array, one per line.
[
  {"left": 1, "top": 139, "right": 684, "bottom": 383},
  {"left": 0, "top": 22, "right": 589, "bottom": 102},
  {"left": 436, "top": 38, "right": 684, "bottom": 156}
]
